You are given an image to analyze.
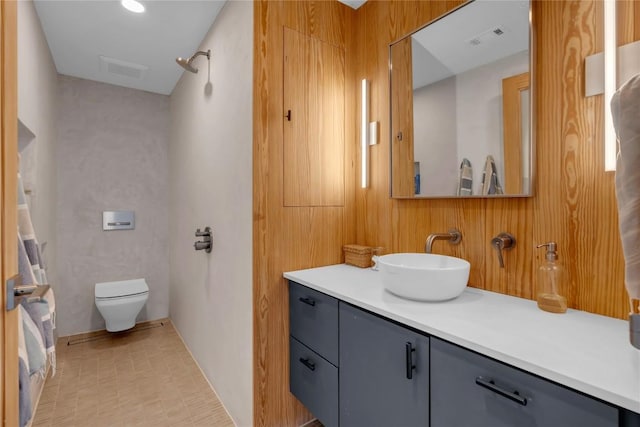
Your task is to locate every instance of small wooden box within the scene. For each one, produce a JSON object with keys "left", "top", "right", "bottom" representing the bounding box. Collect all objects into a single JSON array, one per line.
[{"left": 343, "top": 245, "right": 374, "bottom": 268}]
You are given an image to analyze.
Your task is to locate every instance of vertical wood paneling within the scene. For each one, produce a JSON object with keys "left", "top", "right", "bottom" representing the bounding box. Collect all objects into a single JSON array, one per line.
[
  {"left": 1, "top": 0, "right": 19, "bottom": 423},
  {"left": 390, "top": 37, "right": 415, "bottom": 197},
  {"left": 253, "top": 2, "right": 355, "bottom": 426},
  {"left": 502, "top": 72, "right": 530, "bottom": 195},
  {"left": 353, "top": 0, "right": 637, "bottom": 319},
  {"left": 253, "top": 1, "right": 638, "bottom": 425},
  {"left": 283, "top": 28, "right": 345, "bottom": 207}
]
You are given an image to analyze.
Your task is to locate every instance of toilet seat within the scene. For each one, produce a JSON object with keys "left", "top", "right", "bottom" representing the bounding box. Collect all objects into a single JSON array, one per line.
[
  {"left": 95, "top": 278, "right": 149, "bottom": 299},
  {"left": 95, "top": 291, "right": 148, "bottom": 301}
]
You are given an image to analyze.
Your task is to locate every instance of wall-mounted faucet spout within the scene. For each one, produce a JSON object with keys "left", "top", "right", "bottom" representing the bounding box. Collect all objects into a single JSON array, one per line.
[{"left": 425, "top": 229, "right": 462, "bottom": 253}]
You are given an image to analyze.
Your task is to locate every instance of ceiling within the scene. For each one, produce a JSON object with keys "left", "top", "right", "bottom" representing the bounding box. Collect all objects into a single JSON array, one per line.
[
  {"left": 410, "top": 0, "right": 530, "bottom": 89},
  {"left": 34, "top": 0, "right": 226, "bottom": 95},
  {"left": 32, "top": 0, "right": 368, "bottom": 96}
]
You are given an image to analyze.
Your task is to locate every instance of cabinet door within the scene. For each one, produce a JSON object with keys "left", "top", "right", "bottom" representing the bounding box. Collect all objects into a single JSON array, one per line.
[
  {"left": 431, "top": 338, "right": 618, "bottom": 427},
  {"left": 339, "top": 302, "right": 429, "bottom": 427},
  {"left": 283, "top": 27, "right": 345, "bottom": 207}
]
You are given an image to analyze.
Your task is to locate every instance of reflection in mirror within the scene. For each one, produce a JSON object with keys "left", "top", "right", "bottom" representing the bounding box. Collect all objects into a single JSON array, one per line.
[{"left": 390, "top": 0, "right": 533, "bottom": 198}]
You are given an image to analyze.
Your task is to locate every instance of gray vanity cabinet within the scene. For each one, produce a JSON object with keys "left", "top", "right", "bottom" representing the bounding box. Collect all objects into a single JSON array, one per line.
[
  {"left": 289, "top": 282, "right": 339, "bottom": 427},
  {"left": 339, "top": 302, "right": 430, "bottom": 427},
  {"left": 288, "top": 280, "right": 628, "bottom": 427},
  {"left": 430, "top": 337, "right": 619, "bottom": 427}
]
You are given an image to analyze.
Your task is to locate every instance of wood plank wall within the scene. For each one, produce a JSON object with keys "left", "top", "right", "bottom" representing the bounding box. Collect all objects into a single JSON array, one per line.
[
  {"left": 253, "top": 1, "right": 356, "bottom": 426},
  {"left": 253, "top": 1, "right": 638, "bottom": 425},
  {"left": 354, "top": 0, "right": 639, "bottom": 320},
  {"left": 1, "top": 1, "right": 19, "bottom": 423}
]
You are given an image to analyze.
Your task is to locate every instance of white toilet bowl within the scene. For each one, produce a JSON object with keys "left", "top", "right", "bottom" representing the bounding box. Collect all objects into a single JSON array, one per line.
[{"left": 95, "top": 278, "right": 149, "bottom": 332}]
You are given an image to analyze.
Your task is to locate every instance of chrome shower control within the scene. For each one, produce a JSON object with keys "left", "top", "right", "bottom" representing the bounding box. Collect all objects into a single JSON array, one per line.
[{"left": 194, "top": 226, "right": 213, "bottom": 253}]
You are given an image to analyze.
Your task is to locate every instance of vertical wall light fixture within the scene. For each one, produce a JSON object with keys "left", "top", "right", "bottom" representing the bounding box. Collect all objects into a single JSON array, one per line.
[
  {"left": 603, "top": 0, "right": 617, "bottom": 171},
  {"left": 361, "top": 79, "right": 370, "bottom": 188}
]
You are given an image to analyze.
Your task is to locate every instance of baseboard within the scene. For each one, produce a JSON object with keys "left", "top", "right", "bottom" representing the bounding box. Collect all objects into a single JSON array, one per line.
[
  {"left": 57, "top": 317, "right": 170, "bottom": 345},
  {"left": 171, "top": 321, "right": 237, "bottom": 427}
]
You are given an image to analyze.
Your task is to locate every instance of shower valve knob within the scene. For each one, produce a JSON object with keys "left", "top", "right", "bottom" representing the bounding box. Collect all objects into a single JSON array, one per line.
[{"left": 194, "top": 227, "right": 213, "bottom": 253}]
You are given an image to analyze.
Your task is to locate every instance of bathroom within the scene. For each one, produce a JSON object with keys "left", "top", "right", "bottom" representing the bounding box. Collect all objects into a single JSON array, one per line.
[{"left": 2, "top": 0, "right": 639, "bottom": 426}]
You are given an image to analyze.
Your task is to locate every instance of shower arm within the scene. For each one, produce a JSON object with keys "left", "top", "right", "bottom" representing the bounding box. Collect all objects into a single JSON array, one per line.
[{"left": 189, "top": 50, "right": 210, "bottom": 62}]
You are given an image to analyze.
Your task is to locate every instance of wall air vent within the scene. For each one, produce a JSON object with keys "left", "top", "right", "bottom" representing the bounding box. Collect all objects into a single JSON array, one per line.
[
  {"left": 99, "top": 55, "right": 148, "bottom": 80},
  {"left": 467, "top": 25, "right": 508, "bottom": 46}
]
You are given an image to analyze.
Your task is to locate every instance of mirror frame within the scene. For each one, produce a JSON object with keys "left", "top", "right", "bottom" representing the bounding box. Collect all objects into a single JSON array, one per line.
[{"left": 388, "top": 0, "right": 536, "bottom": 199}]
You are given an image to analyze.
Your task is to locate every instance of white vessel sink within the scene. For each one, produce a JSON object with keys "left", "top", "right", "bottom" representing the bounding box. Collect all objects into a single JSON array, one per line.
[{"left": 377, "top": 253, "right": 470, "bottom": 301}]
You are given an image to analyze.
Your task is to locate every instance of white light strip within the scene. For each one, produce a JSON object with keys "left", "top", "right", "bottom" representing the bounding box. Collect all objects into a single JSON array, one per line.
[
  {"left": 361, "top": 79, "right": 369, "bottom": 188},
  {"left": 604, "top": 0, "right": 617, "bottom": 171}
]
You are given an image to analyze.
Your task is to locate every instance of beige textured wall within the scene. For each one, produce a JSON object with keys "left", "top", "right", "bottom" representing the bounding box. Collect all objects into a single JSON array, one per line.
[
  {"left": 56, "top": 76, "right": 170, "bottom": 337},
  {"left": 17, "top": 0, "right": 58, "bottom": 285},
  {"left": 169, "top": 1, "right": 253, "bottom": 425}
]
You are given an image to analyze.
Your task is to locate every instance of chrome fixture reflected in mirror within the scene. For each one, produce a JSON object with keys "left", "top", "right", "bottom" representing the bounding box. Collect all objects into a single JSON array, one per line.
[
  {"left": 176, "top": 49, "right": 211, "bottom": 74},
  {"left": 389, "top": 0, "right": 534, "bottom": 199}
]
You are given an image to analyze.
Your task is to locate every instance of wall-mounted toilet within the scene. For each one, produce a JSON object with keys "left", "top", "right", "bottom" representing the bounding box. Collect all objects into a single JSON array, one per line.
[{"left": 95, "top": 278, "right": 149, "bottom": 332}]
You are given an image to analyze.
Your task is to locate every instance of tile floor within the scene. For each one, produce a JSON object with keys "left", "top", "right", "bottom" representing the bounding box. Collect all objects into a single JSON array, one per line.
[{"left": 31, "top": 320, "right": 235, "bottom": 427}]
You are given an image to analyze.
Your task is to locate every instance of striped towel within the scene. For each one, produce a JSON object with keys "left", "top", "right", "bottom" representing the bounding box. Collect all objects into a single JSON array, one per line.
[
  {"left": 17, "top": 172, "right": 47, "bottom": 285},
  {"left": 19, "top": 305, "right": 46, "bottom": 378},
  {"left": 457, "top": 158, "right": 473, "bottom": 196},
  {"left": 21, "top": 300, "right": 56, "bottom": 377},
  {"left": 480, "top": 155, "right": 504, "bottom": 195},
  {"left": 18, "top": 234, "right": 37, "bottom": 286},
  {"left": 611, "top": 73, "right": 640, "bottom": 313},
  {"left": 17, "top": 309, "right": 32, "bottom": 427}
]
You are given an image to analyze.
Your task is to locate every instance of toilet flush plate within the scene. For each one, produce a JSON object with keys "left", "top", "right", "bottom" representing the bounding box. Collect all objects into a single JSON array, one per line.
[{"left": 103, "top": 210, "right": 135, "bottom": 231}]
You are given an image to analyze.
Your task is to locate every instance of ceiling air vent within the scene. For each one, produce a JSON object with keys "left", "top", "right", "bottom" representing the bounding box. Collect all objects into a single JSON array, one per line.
[
  {"left": 467, "top": 25, "right": 507, "bottom": 46},
  {"left": 99, "top": 55, "right": 148, "bottom": 80}
]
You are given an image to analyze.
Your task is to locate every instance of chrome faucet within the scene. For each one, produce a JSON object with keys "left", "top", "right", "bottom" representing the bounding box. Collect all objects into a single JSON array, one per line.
[
  {"left": 491, "top": 232, "right": 516, "bottom": 268},
  {"left": 425, "top": 229, "right": 462, "bottom": 253}
]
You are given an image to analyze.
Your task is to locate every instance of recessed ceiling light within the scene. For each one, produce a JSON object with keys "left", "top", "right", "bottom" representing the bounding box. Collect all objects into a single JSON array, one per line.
[{"left": 121, "top": 0, "right": 145, "bottom": 14}]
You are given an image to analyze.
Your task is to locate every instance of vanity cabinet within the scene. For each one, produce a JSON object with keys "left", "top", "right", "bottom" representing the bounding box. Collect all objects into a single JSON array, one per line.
[
  {"left": 430, "top": 337, "right": 619, "bottom": 427},
  {"left": 339, "top": 302, "right": 429, "bottom": 427},
  {"left": 289, "top": 282, "right": 339, "bottom": 427},
  {"left": 289, "top": 281, "right": 429, "bottom": 427},
  {"left": 288, "top": 280, "right": 625, "bottom": 427}
]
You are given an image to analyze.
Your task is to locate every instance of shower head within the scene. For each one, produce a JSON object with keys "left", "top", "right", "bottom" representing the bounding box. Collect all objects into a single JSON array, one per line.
[{"left": 175, "top": 49, "right": 211, "bottom": 74}]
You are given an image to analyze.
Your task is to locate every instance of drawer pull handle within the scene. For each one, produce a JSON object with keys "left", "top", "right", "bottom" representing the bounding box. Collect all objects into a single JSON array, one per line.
[
  {"left": 299, "top": 357, "right": 316, "bottom": 371},
  {"left": 405, "top": 342, "right": 416, "bottom": 379},
  {"left": 299, "top": 297, "right": 316, "bottom": 306},
  {"left": 475, "top": 377, "right": 528, "bottom": 406}
]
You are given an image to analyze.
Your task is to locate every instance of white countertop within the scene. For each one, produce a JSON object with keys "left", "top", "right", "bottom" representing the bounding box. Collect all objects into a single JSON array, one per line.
[{"left": 284, "top": 264, "right": 640, "bottom": 413}]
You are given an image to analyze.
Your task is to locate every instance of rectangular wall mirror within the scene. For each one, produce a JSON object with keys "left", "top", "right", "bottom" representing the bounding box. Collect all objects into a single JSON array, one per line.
[{"left": 389, "top": 0, "right": 533, "bottom": 198}]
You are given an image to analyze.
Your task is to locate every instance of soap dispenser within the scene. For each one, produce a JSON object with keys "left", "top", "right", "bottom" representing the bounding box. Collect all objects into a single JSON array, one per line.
[{"left": 536, "top": 242, "right": 567, "bottom": 314}]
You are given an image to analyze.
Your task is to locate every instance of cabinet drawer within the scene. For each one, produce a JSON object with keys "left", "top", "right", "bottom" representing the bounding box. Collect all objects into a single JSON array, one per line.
[
  {"left": 290, "top": 337, "right": 338, "bottom": 427},
  {"left": 289, "top": 281, "right": 339, "bottom": 365},
  {"left": 431, "top": 338, "right": 618, "bottom": 427}
]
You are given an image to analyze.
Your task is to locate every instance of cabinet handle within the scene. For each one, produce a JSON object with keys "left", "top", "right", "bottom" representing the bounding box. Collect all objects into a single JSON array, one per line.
[
  {"left": 298, "top": 296, "right": 316, "bottom": 307},
  {"left": 405, "top": 342, "right": 416, "bottom": 379},
  {"left": 475, "top": 376, "right": 528, "bottom": 406},
  {"left": 299, "top": 357, "right": 316, "bottom": 371}
]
